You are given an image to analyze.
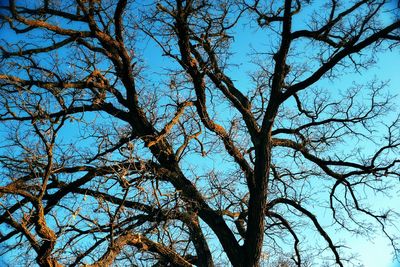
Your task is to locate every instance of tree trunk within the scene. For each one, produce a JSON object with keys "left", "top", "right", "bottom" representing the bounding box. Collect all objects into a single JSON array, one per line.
[{"left": 243, "top": 138, "right": 272, "bottom": 266}]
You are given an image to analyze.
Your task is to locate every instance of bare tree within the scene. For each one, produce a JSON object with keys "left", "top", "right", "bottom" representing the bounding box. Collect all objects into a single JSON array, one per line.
[{"left": 1, "top": 0, "right": 400, "bottom": 266}]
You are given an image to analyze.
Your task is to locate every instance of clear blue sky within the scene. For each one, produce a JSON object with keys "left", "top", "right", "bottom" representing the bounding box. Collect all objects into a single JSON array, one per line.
[
  {"left": 1, "top": 1, "right": 399, "bottom": 266},
  {"left": 138, "top": 4, "right": 400, "bottom": 265}
]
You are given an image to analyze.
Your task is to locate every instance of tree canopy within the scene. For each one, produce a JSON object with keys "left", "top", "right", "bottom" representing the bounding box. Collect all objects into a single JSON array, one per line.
[{"left": 1, "top": 0, "right": 400, "bottom": 266}]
